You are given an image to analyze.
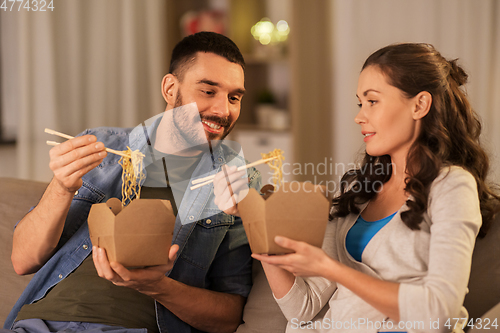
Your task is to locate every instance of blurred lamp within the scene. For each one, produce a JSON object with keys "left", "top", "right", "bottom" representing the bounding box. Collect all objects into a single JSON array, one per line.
[{"left": 251, "top": 18, "right": 289, "bottom": 45}]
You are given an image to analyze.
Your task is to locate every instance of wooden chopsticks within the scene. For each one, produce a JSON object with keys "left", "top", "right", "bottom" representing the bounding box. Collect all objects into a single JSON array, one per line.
[
  {"left": 44, "top": 128, "right": 128, "bottom": 158},
  {"left": 46, "top": 128, "right": 278, "bottom": 191},
  {"left": 189, "top": 156, "right": 277, "bottom": 190}
]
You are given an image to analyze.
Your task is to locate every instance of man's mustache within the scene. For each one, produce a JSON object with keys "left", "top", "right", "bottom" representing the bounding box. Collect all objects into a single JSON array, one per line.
[{"left": 201, "top": 115, "right": 230, "bottom": 128}]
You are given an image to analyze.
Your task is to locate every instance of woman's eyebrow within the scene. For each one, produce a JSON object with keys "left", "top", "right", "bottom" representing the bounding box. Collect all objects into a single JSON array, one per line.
[
  {"left": 355, "top": 89, "right": 381, "bottom": 98},
  {"left": 362, "top": 89, "right": 380, "bottom": 96}
]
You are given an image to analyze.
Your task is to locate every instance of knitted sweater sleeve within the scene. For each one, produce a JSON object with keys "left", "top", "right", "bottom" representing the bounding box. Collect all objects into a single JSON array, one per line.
[
  {"left": 274, "top": 221, "right": 338, "bottom": 322},
  {"left": 398, "top": 167, "right": 481, "bottom": 328}
]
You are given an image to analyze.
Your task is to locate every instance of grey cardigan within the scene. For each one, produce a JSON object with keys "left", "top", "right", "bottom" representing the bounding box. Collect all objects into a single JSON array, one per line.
[{"left": 276, "top": 166, "right": 481, "bottom": 333}]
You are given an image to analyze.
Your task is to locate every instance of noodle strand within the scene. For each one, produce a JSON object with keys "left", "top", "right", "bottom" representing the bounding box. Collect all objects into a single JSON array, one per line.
[
  {"left": 261, "top": 149, "right": 285, "bottom": 188},
  {"left": 118, "top": 147, "right": 146, "bottom": 206}
]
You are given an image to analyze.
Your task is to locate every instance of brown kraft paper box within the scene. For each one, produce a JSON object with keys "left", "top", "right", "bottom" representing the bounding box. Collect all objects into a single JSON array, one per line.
[
  {"left": 238, "top": 182, "right": 330, "bottom": 254},
  {"left": 88, "top": 197, "right": 175, "bottom": 267}
]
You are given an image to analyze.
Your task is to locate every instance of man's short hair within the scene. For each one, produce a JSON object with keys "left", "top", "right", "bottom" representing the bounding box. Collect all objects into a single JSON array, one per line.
[{"left": 169, "top": 31, "right": 245, "bottom": 81}]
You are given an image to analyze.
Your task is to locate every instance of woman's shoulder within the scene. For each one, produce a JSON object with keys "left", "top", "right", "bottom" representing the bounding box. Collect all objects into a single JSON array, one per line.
[
  {"left": 428, "top": 166, "right": 479, "bottom": 210},
  {"left": 432, "top": 165, "right": 476, "bottom": 190},
  {"left": 426, "top": 166, "right": 482, "bottom": 238}
]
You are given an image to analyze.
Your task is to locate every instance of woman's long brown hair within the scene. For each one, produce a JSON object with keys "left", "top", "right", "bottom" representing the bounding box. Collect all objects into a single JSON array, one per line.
[{"left": 331, "top": 43, "right": 500, "bottom": 237}]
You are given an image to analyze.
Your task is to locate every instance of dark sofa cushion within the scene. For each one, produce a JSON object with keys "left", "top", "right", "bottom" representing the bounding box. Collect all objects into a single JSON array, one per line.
[
  {"left": 464, "top": 213, "right": 500, "bottom": 322},
  {"left": 0, "top": 177, "right": 48, "bottom": 326}
]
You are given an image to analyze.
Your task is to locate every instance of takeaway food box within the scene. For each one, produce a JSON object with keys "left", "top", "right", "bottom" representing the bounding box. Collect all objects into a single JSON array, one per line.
[
  {"left": 238, "top": 182, "right": 330, "bottom": 254},
  {"left": 88, "top": 198, "right": 175, "bottom": 267}
]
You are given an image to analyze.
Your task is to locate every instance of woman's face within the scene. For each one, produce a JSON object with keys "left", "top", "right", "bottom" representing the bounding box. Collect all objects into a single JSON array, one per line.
[{"left": 355, "top": 65, "right": 421, "bottom": 161}]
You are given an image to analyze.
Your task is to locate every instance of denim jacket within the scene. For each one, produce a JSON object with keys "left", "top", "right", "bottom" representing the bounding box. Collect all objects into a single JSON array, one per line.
[{"left": 5, "top": 116, "right": 261, "bottom": 333}]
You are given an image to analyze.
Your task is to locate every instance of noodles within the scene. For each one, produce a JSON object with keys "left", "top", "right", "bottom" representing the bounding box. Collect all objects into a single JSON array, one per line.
[
  {"left": 118, "top": 147, "right": 146, "bottom": 206},
  {"left": 261, "top": 149, "right": 285, "bottom": 188}
]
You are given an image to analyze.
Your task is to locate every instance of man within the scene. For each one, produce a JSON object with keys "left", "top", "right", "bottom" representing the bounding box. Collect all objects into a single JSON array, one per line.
[{"left": 4, "top": 32, "right": 261, "bottom": 333}]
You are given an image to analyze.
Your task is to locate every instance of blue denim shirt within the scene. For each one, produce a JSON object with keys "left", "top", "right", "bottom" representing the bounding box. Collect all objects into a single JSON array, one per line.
[{"left": 5, "top": 117, "right": 261, "bottom": 333}]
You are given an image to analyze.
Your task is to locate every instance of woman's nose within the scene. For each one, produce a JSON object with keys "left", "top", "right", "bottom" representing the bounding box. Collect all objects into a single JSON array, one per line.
[{"left": 354, "top": 108, "right": 366, "bottom": 124}]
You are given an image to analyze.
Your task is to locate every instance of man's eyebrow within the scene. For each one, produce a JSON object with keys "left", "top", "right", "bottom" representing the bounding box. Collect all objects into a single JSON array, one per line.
[
  {"left": 197, "top": 79, "right": 245, "bottom": 95},
  {"left": 197, "top": 79, "right": 219, "bottom": 87}
]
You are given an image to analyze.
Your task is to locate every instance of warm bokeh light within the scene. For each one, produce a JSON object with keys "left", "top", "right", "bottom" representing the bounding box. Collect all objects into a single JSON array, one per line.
[
  {"left": 251, "top": 18, "right": 290, "bottom": 45},
  {"left": 259, "top": 34, "right": 272, "bottom": 45}
]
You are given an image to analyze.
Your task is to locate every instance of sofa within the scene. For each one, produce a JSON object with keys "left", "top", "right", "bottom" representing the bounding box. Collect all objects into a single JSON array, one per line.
[
  {"left": 0, "top": 177, "right": 287, "bottom": 332},
  {"left": 1, "top": 177, "right": 499, "bottom": 332}
]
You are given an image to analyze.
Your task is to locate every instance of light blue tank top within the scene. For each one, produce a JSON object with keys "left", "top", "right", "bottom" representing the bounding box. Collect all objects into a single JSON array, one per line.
[{"left": 346, "top": 211, "right": 397, "bottom": 262}]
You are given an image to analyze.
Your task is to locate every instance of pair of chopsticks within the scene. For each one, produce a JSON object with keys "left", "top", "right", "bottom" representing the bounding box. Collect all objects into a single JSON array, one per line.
[
  {"left": 189, "top": 156, "right": 277, "bottom": 190},
  {"left": 45, "top": 128, "right": 277, "bottom": 190},
  {"left": 45, "top": 128, "right": 128, "bottom": 158}
]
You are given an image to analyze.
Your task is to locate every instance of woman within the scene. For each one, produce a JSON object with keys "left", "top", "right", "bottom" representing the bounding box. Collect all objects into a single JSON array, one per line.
[{"left": 214, "top": 43, "right": 500, "bottom": 332}]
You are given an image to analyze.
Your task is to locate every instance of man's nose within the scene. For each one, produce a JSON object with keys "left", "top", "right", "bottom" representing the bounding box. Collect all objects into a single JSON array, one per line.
[{"left": 211, "top": 95, "right": 230, "bottom": 118}]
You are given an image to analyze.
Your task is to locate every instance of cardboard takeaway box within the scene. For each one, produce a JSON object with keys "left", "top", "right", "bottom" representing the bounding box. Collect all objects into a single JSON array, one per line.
[
  {"left": 88, "top": 198, "right": 175, "bottom": 267},
  {"left": 238, "top": 182, "right": 330, "bottom": 254}
]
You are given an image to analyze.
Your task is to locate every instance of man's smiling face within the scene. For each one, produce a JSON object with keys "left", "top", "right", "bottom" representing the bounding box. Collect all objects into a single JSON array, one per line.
[{"left": 173, "top": 52, "right": 245, "bottom": 142}]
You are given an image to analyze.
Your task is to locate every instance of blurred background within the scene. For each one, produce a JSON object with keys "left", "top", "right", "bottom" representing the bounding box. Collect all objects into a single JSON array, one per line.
[{"left": 1, "top": 0, "right": 499, "bottom": 185}]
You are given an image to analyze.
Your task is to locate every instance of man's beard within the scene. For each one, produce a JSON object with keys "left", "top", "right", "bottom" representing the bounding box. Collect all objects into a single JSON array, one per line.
[{"left": 173, "top": 91, "right": 233, "bottom": 142}]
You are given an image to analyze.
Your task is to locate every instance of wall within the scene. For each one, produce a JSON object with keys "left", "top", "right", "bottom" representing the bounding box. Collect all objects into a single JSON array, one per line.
[
  {"left": 328, "top": 0, "right": 500, "bottom": 182},
  {"left": 1, "top": 1, "right": 499, "bottom": 183}
]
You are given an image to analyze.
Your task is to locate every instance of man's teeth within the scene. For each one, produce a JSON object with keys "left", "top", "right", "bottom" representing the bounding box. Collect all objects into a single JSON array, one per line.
[{"left": 202, "top": 121, "right": 221, "bottom": 130}]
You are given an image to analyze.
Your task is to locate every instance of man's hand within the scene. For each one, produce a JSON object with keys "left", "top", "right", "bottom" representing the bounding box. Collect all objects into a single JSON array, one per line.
[
  {"left": 49, "top": 135, "right": 107, "bottom": 194},
  {"left": 92, "top": 245, "right": 179, "bottom": 294},
  {"left": 93, "top": 243, "right": 245, "bottom": 333},
  {"left": 213, "top": 165, "right": 249, "bottom": 216},
  {"left": 12, "top": 134, "right": 107, "bottom": 275}
]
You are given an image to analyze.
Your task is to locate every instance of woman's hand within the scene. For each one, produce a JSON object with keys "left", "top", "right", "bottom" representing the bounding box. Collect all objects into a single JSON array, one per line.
[
  {"left": 252, "top": 236, "right": 335, "bottom": 278},
  {"left": 255, "top": 236, "right": 401, "bottom": 320},
  {"left": 213, "top": 165, "right": 249, "bottom": 216}
]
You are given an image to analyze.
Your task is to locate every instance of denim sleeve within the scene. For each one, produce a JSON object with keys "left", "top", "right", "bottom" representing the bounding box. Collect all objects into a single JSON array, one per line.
[
  {"left": 206, "top": 166, "right": 261, "bottom": 297},
  {"left": 206, "top": 218, "right": 253, "bottom": 297}
]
